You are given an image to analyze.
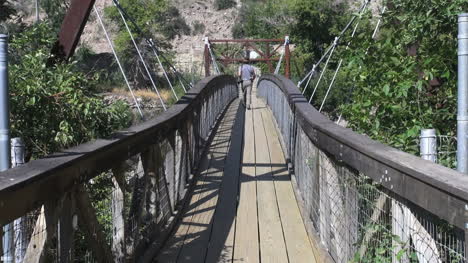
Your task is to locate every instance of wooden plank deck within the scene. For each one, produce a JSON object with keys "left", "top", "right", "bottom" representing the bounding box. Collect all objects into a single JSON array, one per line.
[{"left": 156, "top": 88, "right": 318, "bottom": 263}]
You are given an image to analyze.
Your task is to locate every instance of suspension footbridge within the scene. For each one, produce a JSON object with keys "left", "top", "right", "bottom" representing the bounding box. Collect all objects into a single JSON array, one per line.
[{"left": 1, "top": 1, "right": 468, "bottom": 263}]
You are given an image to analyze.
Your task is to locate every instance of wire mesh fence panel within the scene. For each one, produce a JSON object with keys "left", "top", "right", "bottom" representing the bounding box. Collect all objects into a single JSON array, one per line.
[
  {"left": 258, "top": 75, "right": 468, "bottom": 263},
  {"left": 437, "top": 135, "right": 457, "bottom": 169},
  {"left": 0, "top": 76, "right": 237, "bottom": 263}
]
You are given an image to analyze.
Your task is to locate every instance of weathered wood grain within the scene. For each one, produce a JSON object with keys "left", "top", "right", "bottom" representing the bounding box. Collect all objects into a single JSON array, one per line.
[
  {"left": 58, "top": 192, "right": 76, "bottom": 263},
  {"left": 233, "top": 99, "right": 259, "bottom": 263},
  {"left": 0, "top": 76, "right": 237, "bottom": 226},
  {"left": 176, "top": 100, "right": 236, "bottom": 262},
  {"left": 253, "top": 97, "right": 289, "bottom": 263},
  {"left": 111, "top": 165, "right": 126, "bottom": 262},
  {"left": 75, "top": 186, "right": 113, "bottom": 263},
  {"left": 261, "top": 106, "right": 318, "bottom": 263},
  {"left": 156, "top": 100, "right": 236, "bottom": 262},
  {"left": 205, "top": 101, "right": 244, "bottom": 263}
]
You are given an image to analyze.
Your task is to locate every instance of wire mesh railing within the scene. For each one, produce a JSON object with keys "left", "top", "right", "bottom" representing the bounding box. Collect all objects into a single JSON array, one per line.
[
  {"left": 0, "top": 75, "right": 237, "bottom": 263},
  {"left": 258, "top": 74, "right": 468, "bottom": 263}
]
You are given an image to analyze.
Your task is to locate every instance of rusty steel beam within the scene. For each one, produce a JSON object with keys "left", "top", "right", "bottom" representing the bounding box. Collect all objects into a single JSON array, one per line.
[
  {"left": 204, "top": 41, "right": 211, "bottom": 77},
  {"left": 209, "top": 38, "right": 290, "bottom": 78},
  {"left": 285, "top": 39, "right": 291, "bottom": 79},
  {"left": 247, "top": 42, "right": 266, "bottom": 58},
  {"left": 271, "top": 44, "right": 282, "bottom": 56},
  {"left": 50, "top": 0, "right": 96, "bottom": 64},
  {"left": 266, "top": 44, "right": 273, "bottom": 73}
]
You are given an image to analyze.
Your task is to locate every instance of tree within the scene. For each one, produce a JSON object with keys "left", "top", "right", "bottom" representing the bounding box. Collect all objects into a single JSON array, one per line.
[
  {"left": 41, "top": 0, "right": 70, "bottom": 30},
  {"left": 215, "top": 0, "right": 236, "bottom": 10},
  {"left": 290, "top": 0, "right": 349, "bottom": 68},
  {"left": 104, "top": 0, "right": 190, "bottom": 87},
  {"left": 9, "top": 23, "right": 132, "bottom": 158},
  {"left": 0, "top": 0, "right": 16, "bottom": 23},
  {"left": 232, "top": 0, "right": 351, "bottom": 80},
  {"left": 340, "top": 0, "right": 467, "bottom": 163}
]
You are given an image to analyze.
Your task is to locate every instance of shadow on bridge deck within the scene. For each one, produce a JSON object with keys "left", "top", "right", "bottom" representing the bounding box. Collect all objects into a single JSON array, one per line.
[{"left": 155, "top": 89, "right": 320, "bottom": 263}]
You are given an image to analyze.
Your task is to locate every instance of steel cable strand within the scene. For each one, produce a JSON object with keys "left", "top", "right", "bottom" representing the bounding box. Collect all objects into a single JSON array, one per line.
[
  {"left": 299, "top": 43, "right": 335, "bottom": 93},
  {"left": 111, "top": 0, "right": 193, "bottom": 90},
  {"left": 299, "top": 0, "right": 372, "bottom": 93},
  {"left": 318, "top": 0, "right": 371, "bottom": 112},
  {"left": 149, "top": 39, "right": 179, "bottom": 101},
  {"left": 206, "top": 40, "right": 221, "bottom": 75},
  {"left": 94, "top": 6, "right": 144, "bottom": 119},
  {"left": 173, "top": 67, "right": 188, "bottom": 93},
  {"left": 275, "top": 37, "right": 289, "bottom": 74},
  {"left": 309, "top": 39, "right": 337, "bottom": 104},
  {"left": 301, "top": 64, "right": 317, "bottom": 95},
  {"left": 115, "top": 3, "right": 168, "bottom": 111},
  {"left": 336, "top": 4, "right": 387, "bottom": 123}
]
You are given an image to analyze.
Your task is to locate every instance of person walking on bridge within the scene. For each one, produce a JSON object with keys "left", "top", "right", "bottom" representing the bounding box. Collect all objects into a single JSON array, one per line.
[{"left": 238, "top": 55, "right": 256, "bottom": 110}]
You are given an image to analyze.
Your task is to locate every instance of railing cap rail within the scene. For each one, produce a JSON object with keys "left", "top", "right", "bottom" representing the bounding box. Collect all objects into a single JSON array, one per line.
[
  {"left": 259, "top": 73, "right": 468, "bottom": 229},
  {"left": 0, "top": 75, "right": 236, "bottom": 225}
]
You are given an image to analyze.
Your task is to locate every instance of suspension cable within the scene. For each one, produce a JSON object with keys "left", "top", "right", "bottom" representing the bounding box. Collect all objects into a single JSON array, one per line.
[
  {"left": 301, "top": 64, "right": 316, "bottom": 95},
  {"left": 372, "top": 6, "right": 386, "bottom": 39},
  {"left": 308, "top": 39, "right": 337, "bottom": 103},
  {"left": 299, "top": 43, "right": 335, "bottom": 87},
  {"left": 318, "top": 0, "right": 370, "bottom": 109},
  {"left": 94, "top": 6, "right": 144, "bottom": 119},
  {"left": 275, "top": 37, "right": 289, "bottom": 74},
  {"left": 116, "top": 4, "right": 167, "bottom": 111},
  {"left": 298, "top": 0, "right": 371, "bottom": 89},
  {"left": 149, "top": 39, "right": 179, "bottom": 101},
  {"left": 111, "top": 0, "right": 193, "bottom": 90},
  {"left": 319, "top": 59, "right": 343, "bottom": 112},
  {"left": 205, "top": 38, "right": 221, "bottom": 75},
  {"left": 336, "top": 4, "right": 387, "bottom": 123}
]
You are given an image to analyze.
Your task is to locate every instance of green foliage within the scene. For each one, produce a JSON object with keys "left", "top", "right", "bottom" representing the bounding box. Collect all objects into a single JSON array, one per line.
[
  {"left": 164, "top": 6, "right": 191, "bottom": 39},
  {"left": 41, "top": 0, "right": 69, "bottom": 30},
  {"left": 232, "top": 0, "right": 351, "bottom": 80},
  {"left": 340, "top": 0, "right": 467, "bottom": 157},
  {"left": 215, "top": 0, "right": 236, "bottom": 10},
  {"left": 290, "top": 0, "right": 349, "bottom": 66},
  {"left": 0, "top": 0, "right": 16, "bottom": 23},
  {"left": 192, "top": 21, "right": 206, "bottom": 35},
  {"left": 233, "top": 0, "right": 292, "bottom": 39},
  {"left": 88, "top": 173, "right": 114, "bottom": 240},
  {"left": 104, "top": 0, "right": 190, "bottom": 88},
  {"left": 350, "top": 224, "right": 408, "bottom": 263},
  {"left": 105, "top": 0, "right": 189, "bottom": 55},
  {"left": 9, "top": 23, "right": 132, "bottom": 157}
]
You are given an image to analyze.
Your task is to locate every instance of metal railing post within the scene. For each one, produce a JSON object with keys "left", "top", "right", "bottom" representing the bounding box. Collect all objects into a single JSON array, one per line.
[
  {"left": 35, "top": 0, "right": 40, "bottom": 23},
  {"left": 204, "top": 37, "right": 211, "bottom": 77},
  {"left": 456, "top": 14, "right": 468, "bottom": 260},
  {"left": 420, "top": 129, "right": 437, "bottom": 163},
  {"left": 11, "top": 138, "right": 26, "bottom": 263},
  {"left": 0, "top": 34, "right": 9, "bottom": 174},
  {"left": 458, "top": 13, "right": 468, "bottom": 174},
  {"left": 0, "top": 33, "right": 12, "bottom": 263},
  {"left": 284, "top": 36, "right": 290, "bottom": 79}
]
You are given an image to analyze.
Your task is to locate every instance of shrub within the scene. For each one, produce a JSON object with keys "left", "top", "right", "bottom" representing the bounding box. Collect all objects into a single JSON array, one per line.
[
  {"left": 9, "top": 23, "right": 132, "bottom": 158},
  {"left": 192, "top": 21, "right": 206, "bottom": 35},
  {"left": 0, "top": 0, "right": 15, "bottom": 23},
  {"left": 162, "top": 7, "right": 191, "bottom": 39},
  {"left": 215, "top": 0, "right": 236, "bottom": 10},
  {"left": 105, "top": 1, "right": 190, "bottom": 88},
  {"left": 340, "top": 0, "right": 466, "bottom": 159}
]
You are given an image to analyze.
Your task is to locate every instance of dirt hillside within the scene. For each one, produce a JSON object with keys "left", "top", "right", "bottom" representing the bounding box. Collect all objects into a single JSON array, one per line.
[{"left": 170, "top": 0, "right": 242, "bottom": 73}]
